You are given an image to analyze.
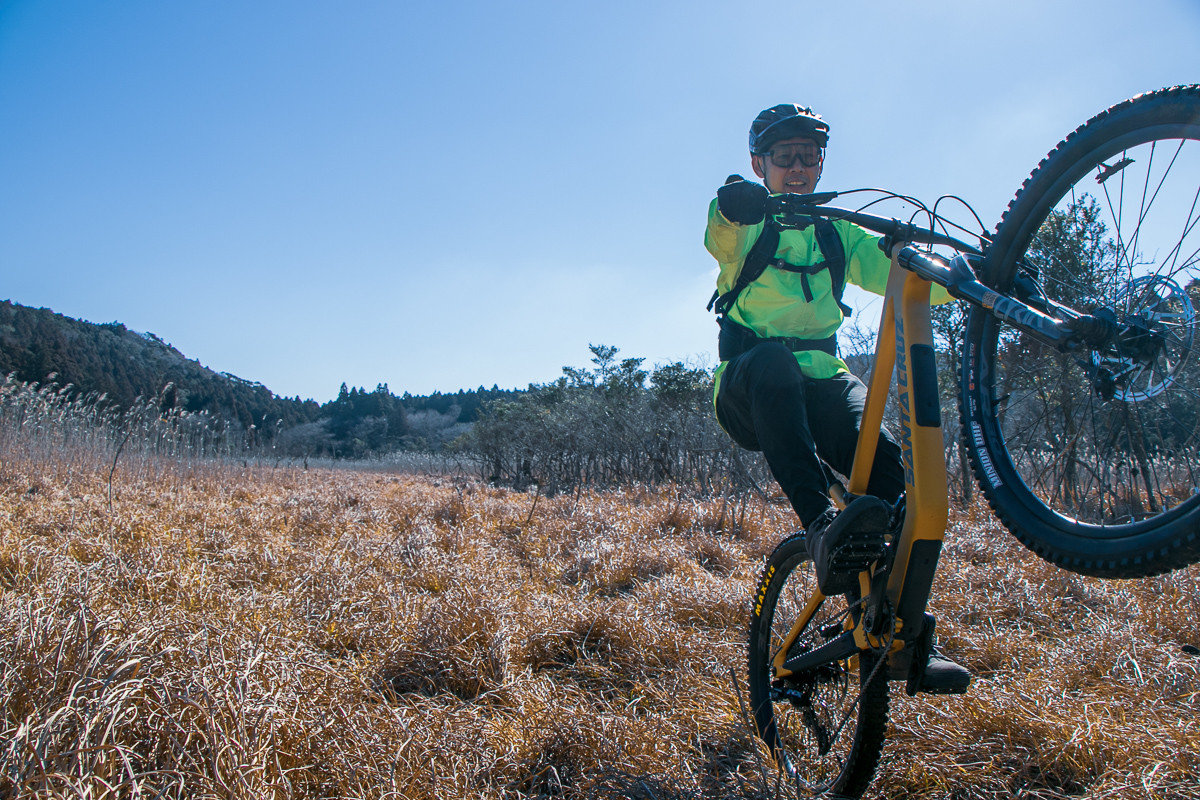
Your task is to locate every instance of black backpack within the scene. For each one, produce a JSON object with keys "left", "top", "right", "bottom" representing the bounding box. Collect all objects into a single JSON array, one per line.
[{"left": 708, "top": 217, "right": 850, "bottom": 318}]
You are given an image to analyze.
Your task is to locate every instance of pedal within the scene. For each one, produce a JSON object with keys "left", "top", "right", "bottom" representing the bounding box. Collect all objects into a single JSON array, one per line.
[
  {"left": 904, "top": 614, "right": 935, "bottom": 697},
  {"left": 827, "top": 527, "right": 887, "bottom": 574},
  {"left": 812, "top": 497, "right": 890, "bottom": 597}
]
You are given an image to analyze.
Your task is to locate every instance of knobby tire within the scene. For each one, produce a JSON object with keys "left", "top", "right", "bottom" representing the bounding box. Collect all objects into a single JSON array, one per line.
[{"left": 962, "top": 85, "right": 1200, "bottom": 577}]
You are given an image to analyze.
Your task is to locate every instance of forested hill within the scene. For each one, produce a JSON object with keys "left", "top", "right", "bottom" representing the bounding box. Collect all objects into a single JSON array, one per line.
[
  {"left": 0, "top": 299, "right": 522, "bottom": 454},
  {"left": 0, "top": 299, "right": 322, "bottom": 429}
]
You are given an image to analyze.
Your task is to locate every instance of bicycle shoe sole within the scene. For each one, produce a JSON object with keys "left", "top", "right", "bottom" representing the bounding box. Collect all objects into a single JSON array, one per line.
[
  {"left": 824, "top": 532, "right": 887, "bottom": 589},
  {"left": 817, "top": 504, "right": 889, "bottom": 596},
  {"left": 917, "top": 683, "right": 971, "bottom": 695}
]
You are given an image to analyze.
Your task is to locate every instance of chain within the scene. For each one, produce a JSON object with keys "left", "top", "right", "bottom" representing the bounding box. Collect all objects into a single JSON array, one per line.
[{"left": 820, "top": 596, "right": 896, "bottom": 752}]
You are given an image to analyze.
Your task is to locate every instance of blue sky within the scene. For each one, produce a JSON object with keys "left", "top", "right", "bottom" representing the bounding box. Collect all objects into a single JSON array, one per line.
[{"left": 2, "top": 1, "right": 1197, "bottom": 402}]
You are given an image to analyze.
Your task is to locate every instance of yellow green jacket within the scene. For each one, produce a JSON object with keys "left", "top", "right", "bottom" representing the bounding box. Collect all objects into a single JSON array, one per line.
[{"left": 705, "top": 196, "right": 951, "bottom": 386}]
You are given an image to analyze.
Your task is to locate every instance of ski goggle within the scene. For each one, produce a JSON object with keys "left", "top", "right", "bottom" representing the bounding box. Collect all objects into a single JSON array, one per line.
[{"left": 765, "top": 142, "right": 824, "bottom": 168}]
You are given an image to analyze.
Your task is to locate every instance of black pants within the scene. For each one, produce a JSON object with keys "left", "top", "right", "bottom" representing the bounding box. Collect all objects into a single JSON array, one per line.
[{"left": 714, "top": 342, "right": 904, "bottom": 527}]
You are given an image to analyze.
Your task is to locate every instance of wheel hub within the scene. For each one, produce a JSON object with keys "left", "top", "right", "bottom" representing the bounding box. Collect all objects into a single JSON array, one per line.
[{"left": 1082, "top": 275, "right": 1194, "bottom": 402}]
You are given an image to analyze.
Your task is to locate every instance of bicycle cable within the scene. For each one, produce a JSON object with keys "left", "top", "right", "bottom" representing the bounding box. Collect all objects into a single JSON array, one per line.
[{"left": 835, "top": 187, "right": 993, "bottom": 250}]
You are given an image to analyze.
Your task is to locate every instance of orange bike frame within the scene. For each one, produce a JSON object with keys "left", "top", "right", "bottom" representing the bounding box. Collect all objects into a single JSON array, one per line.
[{"left": 773, "top": 253, "right": 949, "bottom": 675}]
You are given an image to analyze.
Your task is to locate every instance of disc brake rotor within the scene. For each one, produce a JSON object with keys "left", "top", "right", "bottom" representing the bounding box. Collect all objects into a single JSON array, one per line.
[{"left": 1088, "top": 274, "right": 1196, "bottom": 402}]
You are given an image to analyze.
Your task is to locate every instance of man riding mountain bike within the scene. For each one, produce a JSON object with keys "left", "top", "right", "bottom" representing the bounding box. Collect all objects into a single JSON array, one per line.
[{"left": 705, "top": 103, "right": 970, "bottom": 692}]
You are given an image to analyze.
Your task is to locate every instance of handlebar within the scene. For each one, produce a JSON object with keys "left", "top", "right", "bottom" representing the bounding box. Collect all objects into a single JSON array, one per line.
[
  {"left": 766, "top": 192, "right": 984, "bottom": 256},
  {"left": 766, "top": 192, "right": 1113, "bottom": 353}
]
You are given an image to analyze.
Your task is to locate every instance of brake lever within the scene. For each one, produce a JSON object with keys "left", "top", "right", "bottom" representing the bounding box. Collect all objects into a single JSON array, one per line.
[{"left": 768, "top": 191, "right": 840, "bottom": 212}]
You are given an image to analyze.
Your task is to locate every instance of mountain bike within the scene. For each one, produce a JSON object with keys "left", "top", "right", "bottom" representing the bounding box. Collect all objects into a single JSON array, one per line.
[{"left": 745, "top": 85, "right": 1200, "bottom": 797}]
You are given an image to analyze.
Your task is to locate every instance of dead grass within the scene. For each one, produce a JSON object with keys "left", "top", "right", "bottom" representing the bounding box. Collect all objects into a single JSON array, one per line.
[{"left": 1, "top": 459, "right": 1198, "bottom": 799}]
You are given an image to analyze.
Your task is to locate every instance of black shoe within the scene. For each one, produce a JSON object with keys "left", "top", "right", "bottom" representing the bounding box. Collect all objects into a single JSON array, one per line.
[
  {"left": 888, "top": 647, "right": 972, "bottom": 693},
  {"left": 804, "top": 496, "right": 890, "bottom": 596},
  {"left": 918, "top": 650, "right": 972, "bottom": 694}
]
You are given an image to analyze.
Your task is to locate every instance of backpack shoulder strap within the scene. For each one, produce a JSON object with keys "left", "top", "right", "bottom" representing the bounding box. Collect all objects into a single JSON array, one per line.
[
  {"left": 707, "top": 224, "right": 781, "bottom": 315},
  {"left": 812, "top": 218, "right": 852, "bottom": 317}
]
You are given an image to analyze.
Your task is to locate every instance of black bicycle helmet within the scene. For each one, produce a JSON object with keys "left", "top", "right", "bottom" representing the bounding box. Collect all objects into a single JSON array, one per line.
[{"left": 748, "top": 104, "right": 830, "bottom": 154}]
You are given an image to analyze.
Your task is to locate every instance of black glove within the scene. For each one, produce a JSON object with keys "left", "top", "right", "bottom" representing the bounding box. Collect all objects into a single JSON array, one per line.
[{"left": 717, "top": 178, "right": 768, "bottom": 226}]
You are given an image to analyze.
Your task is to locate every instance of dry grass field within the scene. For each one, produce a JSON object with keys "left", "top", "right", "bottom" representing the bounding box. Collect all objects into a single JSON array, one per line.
[{"left": 2, "top": 453, "right": 1199, "bottom": 799}]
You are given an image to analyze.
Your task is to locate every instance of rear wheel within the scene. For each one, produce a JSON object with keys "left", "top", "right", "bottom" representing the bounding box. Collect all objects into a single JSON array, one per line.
[
  {"left": 746, "top": 535, "right": 888, "bottom": 798},
  {"left": 961, "top": 85, "right": 1200, "bottom": 577}
]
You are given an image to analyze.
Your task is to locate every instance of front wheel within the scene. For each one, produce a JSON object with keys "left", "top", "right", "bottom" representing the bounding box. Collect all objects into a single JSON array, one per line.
[
  {"left": 961, "top": 85, "right": 1200, "bottom": 578},
  {"left": 746, "top": 535, "right": 888, "bottom": 798}
]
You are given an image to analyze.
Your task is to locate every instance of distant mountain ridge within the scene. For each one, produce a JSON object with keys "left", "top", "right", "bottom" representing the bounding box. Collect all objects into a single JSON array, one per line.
[
  {"left": 0, "top": 299, "right": 524, "bottom": 456},
  {"left": 0, "top": 299, "right": 319, "bottom": 431}
]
